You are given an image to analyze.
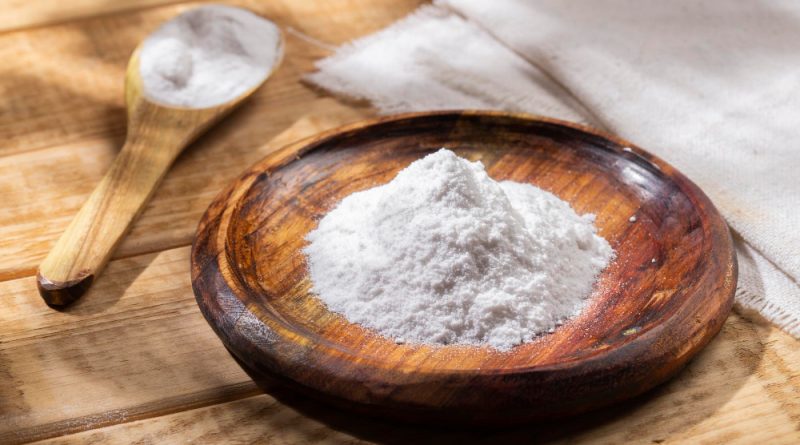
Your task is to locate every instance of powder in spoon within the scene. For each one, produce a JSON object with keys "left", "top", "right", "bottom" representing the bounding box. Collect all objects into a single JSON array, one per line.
[
  {"left": 304, "top": 149, "right": 614, "bottom": 351},
  {"left": 139, "top": 5, "right": 282, "bottom": 108}
]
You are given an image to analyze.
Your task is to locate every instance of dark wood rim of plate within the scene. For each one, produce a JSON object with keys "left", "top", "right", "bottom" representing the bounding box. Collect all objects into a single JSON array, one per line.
[{"left": 191, "top": 110, "right": 737, "bottom": 424}]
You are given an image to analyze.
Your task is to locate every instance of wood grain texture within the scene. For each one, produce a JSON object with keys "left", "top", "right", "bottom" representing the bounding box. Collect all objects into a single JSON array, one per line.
[
  {"left": 0, "top": 246, "right": 257, "bottom": 445},
  {"left": 36, "top": 45, "right": 271, "bottom": 306},
  {"left": 0, "top": 0, "right": 186, "bottom": 33},
  {"left": 192, "top": 112, "right": 736, "bottom": 424},
  {"left": 29, "top": 314, "right": 800, "bottom": 445}
]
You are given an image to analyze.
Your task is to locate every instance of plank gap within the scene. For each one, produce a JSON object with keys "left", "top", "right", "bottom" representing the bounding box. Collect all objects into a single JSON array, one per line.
[{"left": 0, "top": 382, "right": 260, "bottom": 445}]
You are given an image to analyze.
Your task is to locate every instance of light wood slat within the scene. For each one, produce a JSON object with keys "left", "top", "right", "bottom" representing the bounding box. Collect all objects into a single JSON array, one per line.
[
  {"left": 0, "top": 0, "right": 414, "bottom": 35},
  {"left": 0, "top": 246, "right": 256, "bottom": 445},
  {"left": 0, "top": 4, "right": 181, "bottom": 157},
  {"left": 25, "top": 314, "right": 800, "bottom": 445},
  {"left": 0, "top": 0, "right": 187, "bottom": 33}
]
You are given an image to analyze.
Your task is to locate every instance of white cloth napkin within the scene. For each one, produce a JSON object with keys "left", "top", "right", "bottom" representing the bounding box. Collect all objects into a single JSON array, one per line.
[{"left": 308, "top": 0, "right": 800, "bottom": 336}]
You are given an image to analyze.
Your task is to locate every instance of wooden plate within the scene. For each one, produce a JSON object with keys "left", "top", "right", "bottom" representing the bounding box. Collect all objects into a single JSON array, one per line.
[{"left": 191, "top": 111, "right": 736, "bottom": 424}]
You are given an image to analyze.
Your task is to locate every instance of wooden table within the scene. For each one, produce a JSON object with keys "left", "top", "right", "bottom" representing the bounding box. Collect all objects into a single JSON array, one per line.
[{"left": 0, "top": 1, "right": 798, "bottom": 443}]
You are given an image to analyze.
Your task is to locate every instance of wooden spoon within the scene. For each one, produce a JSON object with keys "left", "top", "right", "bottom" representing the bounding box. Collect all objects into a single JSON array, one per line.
[{"left": 37, "top": 44, "right": 281, "bottom": 307}]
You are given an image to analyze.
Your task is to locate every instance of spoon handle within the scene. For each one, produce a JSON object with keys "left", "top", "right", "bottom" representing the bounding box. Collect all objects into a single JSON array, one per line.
[{"left": 37, "top": 138, "right": 181, "bottom": 307}]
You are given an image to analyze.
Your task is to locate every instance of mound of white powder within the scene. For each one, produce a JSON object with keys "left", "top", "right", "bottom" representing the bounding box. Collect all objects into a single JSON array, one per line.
[
  {"left": 139, "top": 5, "right": 282, "bottom": 108},
  {"left": 304, "top": 149, "right": 614, "bottom": 351}
]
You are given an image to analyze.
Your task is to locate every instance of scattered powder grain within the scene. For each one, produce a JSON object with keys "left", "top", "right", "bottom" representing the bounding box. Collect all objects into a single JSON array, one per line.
[
  {"left": 139, "top": 5, "right": 282, "bottom": 108},
  {"left": 304, "top": 149, "right": 614, "bottom": 351}
]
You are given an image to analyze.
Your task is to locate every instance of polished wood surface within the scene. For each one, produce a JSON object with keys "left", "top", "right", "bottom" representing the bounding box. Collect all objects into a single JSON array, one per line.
[
  {"left": 0, "top": 0, "right": 797, "bottom": 443},
  {"left": 36, "top": 47, "right": 276, "bottom": 306},
  {"left": 191, "top": 112, "right": 736, "bottom": 424}
]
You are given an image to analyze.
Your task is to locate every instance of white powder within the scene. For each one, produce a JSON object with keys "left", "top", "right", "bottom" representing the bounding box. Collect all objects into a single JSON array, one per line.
[
  {"left": 304, "top": 149, "right": 614, "bottom": 351},
  {"left": 139, "top": 5, "right": 282, "bottom": 108}
]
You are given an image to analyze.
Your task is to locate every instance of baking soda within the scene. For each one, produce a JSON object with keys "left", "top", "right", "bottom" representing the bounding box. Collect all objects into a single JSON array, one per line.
[
  {"left": 139, "top": 5, "right": 282, "bottom": 108},
  {"left": 304, "top": 149, "right": 613, "bottom": 350}
]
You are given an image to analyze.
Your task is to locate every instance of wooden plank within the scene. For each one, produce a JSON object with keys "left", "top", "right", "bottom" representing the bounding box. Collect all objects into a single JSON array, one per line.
[
  {"left": 0, "top": 0, "right": 417, "bottom": 35},
  {"left": 0, "top": 246, "right": 255, "bottom": 445},
  {"left": 24, "top": 314, "right": 800, "bottom": 445},
  {"left": 0, "top": 0, "right": 186, "bottom": 33}
]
